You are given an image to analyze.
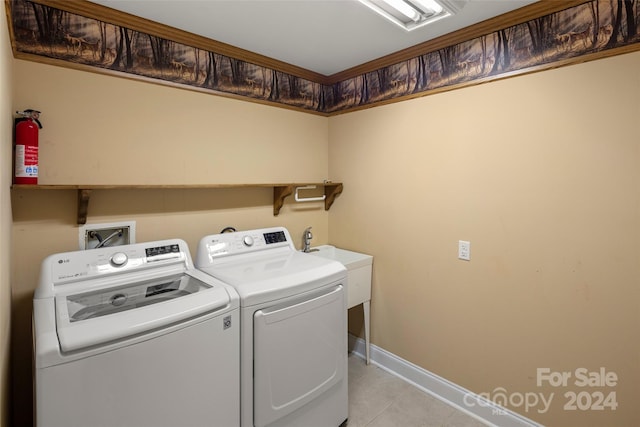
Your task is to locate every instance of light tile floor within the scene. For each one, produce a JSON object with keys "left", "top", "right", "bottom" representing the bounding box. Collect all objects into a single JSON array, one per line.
[{"left": 347, "top": 353, "right": 487, "bottom": 427}]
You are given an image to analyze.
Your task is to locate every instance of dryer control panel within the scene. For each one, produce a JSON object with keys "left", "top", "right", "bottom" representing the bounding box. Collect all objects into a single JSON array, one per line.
[{"left": 196, "top": 227, "right": 295, "bottom": 265}]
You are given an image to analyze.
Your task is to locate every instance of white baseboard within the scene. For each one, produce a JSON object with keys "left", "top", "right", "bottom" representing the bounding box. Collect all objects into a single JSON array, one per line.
[{"left": 348, "top": 334, "right": 543, "bottom": 427}]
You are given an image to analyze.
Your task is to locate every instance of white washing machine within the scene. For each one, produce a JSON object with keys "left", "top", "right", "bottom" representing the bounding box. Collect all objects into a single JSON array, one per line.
[
  {"left": 33, "top": 239, "right": 240, "bottom": 427},
  {"left": 195, "top": 227, "right": 348, "bottom": 427}
]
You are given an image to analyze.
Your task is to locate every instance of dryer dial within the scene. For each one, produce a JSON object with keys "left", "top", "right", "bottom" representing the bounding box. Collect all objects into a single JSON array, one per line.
[{"left": 243, "top": 236, "right": 254, "bottom": 247}]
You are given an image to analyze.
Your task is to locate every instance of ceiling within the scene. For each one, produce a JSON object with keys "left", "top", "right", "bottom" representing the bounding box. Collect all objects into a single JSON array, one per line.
[{"left": 89, "top": 0, "right": 538, "bottom": 76}]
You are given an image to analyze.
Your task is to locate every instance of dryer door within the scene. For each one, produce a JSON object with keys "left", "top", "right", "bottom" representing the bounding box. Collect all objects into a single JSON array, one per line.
[{"left": 253, "top": 284, "right": 346, "bottom": 427}]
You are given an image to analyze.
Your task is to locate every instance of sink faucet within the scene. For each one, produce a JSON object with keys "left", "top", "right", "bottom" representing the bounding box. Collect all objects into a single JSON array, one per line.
[{"left": 302, "top": 227, "right": 313, "bottom": 252}]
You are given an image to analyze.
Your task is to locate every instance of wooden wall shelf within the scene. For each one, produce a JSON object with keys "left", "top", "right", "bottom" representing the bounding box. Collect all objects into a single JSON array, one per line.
[{"left": 11, "top": 183, "right": 343, "bottom": 224}]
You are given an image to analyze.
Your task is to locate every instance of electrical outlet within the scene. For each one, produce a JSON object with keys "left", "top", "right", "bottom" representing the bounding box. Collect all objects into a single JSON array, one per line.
[
  {"left": 458, "top": 240, "right": 470, "bottom": 261},
  {"left": 79, "top": 221, "right": 136, "bottom": 250}
]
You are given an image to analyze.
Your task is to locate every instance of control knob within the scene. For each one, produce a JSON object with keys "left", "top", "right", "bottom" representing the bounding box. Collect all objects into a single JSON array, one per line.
[
  {"left": 110, "top": 252, "right": 128, "bottom": 267},
  {"left": 242, "top": 235, "right": 254, "bottom": 247}
]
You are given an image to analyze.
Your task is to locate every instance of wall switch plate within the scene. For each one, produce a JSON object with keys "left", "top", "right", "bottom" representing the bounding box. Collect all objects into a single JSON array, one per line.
[
  {"left": 79, "top": 221, "right": 136, "bottom": 250},
  {"left": 458, "top": 240, "right": 470, "bottom": 261}
]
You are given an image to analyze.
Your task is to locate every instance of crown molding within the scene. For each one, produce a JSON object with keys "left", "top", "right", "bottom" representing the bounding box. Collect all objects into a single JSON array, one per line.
[
  {"left": 328, "top": 0, "right": 590, "bottom": 83},
  {"left": 11, "top": 0, "right": 629, "bottom": 116},
  {"left": 31, "top": 0, "right": 590, "bottom": 85},
  {"left": 31, "top": 0, "right": 334, "bottom": 85}
]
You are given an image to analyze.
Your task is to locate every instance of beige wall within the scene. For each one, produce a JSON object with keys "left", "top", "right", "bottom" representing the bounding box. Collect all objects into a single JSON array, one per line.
[
  {"left": 10, "top": 60, "right": 331, "bottom": 426},
  {"left": 1, "top": 7, "right": 13, "bottom": 427},
  {"left": 328, "top": 51, "right": 640, "bottom": 427}
]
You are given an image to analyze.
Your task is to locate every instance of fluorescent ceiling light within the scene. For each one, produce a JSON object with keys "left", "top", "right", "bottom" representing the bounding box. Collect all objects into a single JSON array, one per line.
[{"left": 358, "top": 0, "right": 459, "bottom": 31}]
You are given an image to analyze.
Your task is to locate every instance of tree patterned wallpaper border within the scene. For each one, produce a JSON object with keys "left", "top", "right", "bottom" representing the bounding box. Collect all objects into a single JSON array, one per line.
[{"left": 8, "top": 0, "right": 640, "bottom": 115}]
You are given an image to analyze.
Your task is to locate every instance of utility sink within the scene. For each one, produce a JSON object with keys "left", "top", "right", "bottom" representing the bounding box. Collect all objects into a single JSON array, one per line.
[
  {"left": 310, "top": 245, "right": 372, "bottom": 308},
  {"left": 310, "top": 245, "right": 373, "bottom": 364},
  {"left": 310, "top": 245, "right": 371, "bottom": 271}
]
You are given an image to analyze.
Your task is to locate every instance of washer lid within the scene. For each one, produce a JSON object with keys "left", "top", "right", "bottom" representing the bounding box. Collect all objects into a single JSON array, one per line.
[
  {"left": 65, "top": 273, "right": 211, "bottom": 321},
  {"left": 55, "top": 272, "right": 232, "bottom": 352},
  {"left": 199, "top": 251, "right": 346, "bottom": 307}
]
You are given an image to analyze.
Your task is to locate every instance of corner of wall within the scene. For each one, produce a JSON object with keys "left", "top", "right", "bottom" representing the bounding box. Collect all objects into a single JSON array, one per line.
[{"left": 1, "top": 5, "right": 14, "bottom": 427}]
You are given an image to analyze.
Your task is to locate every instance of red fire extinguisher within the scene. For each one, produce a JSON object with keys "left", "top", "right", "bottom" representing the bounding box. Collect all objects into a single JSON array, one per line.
[{"left": 14, "top": 109, "right": 42, "bottom": 185}]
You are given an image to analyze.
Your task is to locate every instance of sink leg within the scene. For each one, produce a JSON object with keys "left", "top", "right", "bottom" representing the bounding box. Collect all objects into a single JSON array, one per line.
[{"left": 363, "top": 301, "right": 371, "bottom": 365}]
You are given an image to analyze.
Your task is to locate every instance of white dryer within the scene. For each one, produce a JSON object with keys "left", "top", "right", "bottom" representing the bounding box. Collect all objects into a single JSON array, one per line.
[
  {"left": 33, "top": 239, "right": 240, "bottom": 427},
  {"left": 195, "top": 227, "right": 348, "bottom": 427}
]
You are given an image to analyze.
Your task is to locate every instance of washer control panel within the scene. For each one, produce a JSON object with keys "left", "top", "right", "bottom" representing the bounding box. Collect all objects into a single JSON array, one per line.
[
  {"left": 197, "top": 227, "right": 295, "bottom": 263},
  {"left": 48, "top": 240, "right": 187, "bottom": 285}
]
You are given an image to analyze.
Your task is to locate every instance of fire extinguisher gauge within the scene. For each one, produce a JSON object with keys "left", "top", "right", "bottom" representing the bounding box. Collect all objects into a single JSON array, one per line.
[{"left": 16, "top": 109, "right": 42, "bottom": 129}]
